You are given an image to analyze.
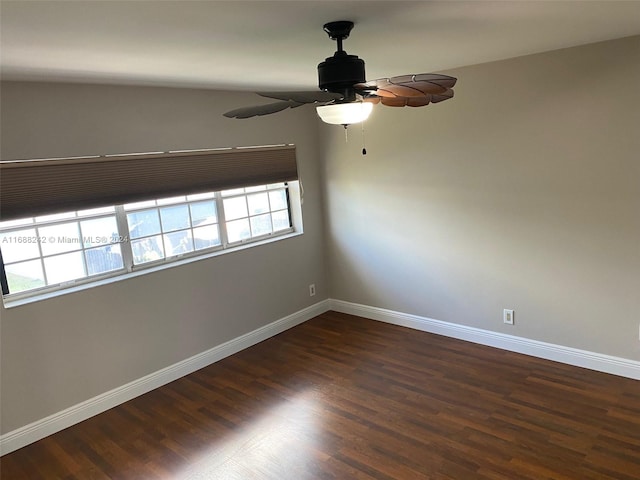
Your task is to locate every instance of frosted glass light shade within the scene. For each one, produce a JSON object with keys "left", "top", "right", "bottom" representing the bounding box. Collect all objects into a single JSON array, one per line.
[{"left": 316, "top": 102, "right": 373, "bottom": 125}]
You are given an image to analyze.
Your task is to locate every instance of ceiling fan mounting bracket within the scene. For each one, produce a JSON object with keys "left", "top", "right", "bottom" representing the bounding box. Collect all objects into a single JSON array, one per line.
[{"left": 323, "top": 21, "right": 354, "bottom": 42}]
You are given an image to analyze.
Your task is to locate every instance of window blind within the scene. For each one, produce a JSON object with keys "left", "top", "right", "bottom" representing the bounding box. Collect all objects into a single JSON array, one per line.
[{"left": 0, "top": 145, "right": 297, "bottom": 221}]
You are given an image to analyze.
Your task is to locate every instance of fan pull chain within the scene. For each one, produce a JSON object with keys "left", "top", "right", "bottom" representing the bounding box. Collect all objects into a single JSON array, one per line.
[
  {"left": 361, "top": 122, "right": 367, "bottom": 155},
  {"left": 344, "top": 125, "right": 348, "bottom": 143}
]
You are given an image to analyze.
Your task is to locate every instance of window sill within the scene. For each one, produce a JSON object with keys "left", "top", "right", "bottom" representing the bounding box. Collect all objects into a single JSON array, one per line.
[{"left": 2, "top": 230, "right": 302, "bottom": 309}]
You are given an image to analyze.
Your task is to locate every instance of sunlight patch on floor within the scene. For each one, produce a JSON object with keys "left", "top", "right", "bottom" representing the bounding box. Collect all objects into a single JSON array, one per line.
[{"left": 177, "top": 389, "right": 325, "bottom": 479}]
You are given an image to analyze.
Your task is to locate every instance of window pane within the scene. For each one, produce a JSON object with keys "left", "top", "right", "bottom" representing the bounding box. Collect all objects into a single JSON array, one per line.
[
  {"left": 250, "top": 213, "right": 272, "bottom": 237},
  {"left": 164, "top": 231, "right": 194, "bottom": 257},
  {"left": 0, "top": 229, "right": 41, "bottom": 262},
  {"left": 192, "top": 225, "right": 221, "bottom": 250},
  {"left": 77, "top": 206, "right": 115, "bottom": 216},
  {"left": 131, "top": 236, "right": 165, "bottom": 264},
  {"left": 272, "top": 210, "right": 291, "bottom": 231},
  {"left": 86, "top": 244, "right": 124, "bottom": 275},
  {"left": 269, "top": 189, "right": 288, "bottom": 211},
  {"left": 124, "top": 199, "right": 156, "bottom": 210},
  {"left": 35, "top": 212, "right": 76, "bottom": 222},
  {"left": 190, "top": 200, "right": 217, "bottom": 225},
  {"left": 80, "top": 217, "right": 119, "bottom": 247},
  {"left": 5, "top": 260, "right": 45, "bottom": 293},
  {"left": 221, "top": 187, "right": 244, "bottom": 197},
  {"left": 157, "top": 196, "right": 186, "bottom": 206},
  {"left": 127, "top": 210, "right": 161, "bottom": 239},
  {"left": 187, "top": 192, "right": 216, "bottom": 201},
  {"left": 160, "top": 205, "right": 190, "bottom": 232},
  {"left": 44, "top": 251, "right": 86, "bottom": 284},
  {"left": 247, "top": 192, "right": 270, "bottom": 215},
  {"left": 267, "top": 183, "right": 286, "bottom": 189},
  {"left": 0, "top": 217, "right": 33, "bottom": 229},
  {"left": 39, "top": 223, "right": 81, "bottom": 255},
  {"left": 226, "top": 218, "right": 251, "bottom": 243},
  {"left": 223, "top": 197, "right": 248, "bottom": 221}
]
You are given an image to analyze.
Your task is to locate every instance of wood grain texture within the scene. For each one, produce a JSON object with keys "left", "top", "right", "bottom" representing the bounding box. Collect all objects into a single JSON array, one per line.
[{"left": 2, "top": 311, "right": 639, "bottom": 479}]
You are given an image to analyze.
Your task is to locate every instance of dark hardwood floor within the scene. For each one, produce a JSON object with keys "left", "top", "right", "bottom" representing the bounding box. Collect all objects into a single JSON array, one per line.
[{"left": 2, "top": 311, "right": 640, "bottom": 479}]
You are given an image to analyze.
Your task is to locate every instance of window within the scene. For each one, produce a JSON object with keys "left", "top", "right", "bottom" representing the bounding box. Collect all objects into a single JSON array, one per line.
[
  {"left": 0, "top": 182, "right": 294, "bottom": 299},
  {"left": 125, "top": 192, "right": 222, "bottom": 265}
]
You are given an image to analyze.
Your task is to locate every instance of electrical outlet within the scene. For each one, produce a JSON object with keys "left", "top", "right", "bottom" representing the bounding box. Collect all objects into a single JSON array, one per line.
[
  {"left": 309, "top": 284, "right": 316, "bottom": 297},
  {"left": 503, "top": 309, "right": 514, "bottom": 325}
]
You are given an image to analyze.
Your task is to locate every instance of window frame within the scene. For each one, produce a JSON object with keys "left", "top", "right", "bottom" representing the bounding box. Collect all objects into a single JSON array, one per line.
[{"left": 1, "top": 182, "right": 300, "bottom": 306}]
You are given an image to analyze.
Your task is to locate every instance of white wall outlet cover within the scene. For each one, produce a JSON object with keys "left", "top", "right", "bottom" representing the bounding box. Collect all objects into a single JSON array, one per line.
[{"left": 503, "top": 309, "right": 514, "bottom": 325}]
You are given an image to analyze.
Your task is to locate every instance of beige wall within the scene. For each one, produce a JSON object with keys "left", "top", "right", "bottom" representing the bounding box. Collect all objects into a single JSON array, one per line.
[
  {"left": 322, "top": 36, "right": 640, "bottom": 360},
  {"left": 0, "top": 82, "right": 327, "bottom": 433}
]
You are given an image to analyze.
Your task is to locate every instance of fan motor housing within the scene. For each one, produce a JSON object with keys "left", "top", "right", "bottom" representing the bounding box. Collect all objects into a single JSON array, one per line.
[{"left": 318, "top": 53, "right": 365, "bottom": 99}]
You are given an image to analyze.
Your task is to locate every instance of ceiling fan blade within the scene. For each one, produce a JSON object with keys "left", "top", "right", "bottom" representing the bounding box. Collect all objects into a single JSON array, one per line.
[
  {"left": 379, "top": 88, "right": 454, "bottom": 107},
  {"left": 257, "top": 91, "right": 343, "bottom": 103},
  {"left": 430, "top": 88, "right": 454, "bottom": 103},
  {"left": 380, "top": 96, "right": 430, "bottom": 107},
  {"left": 411, "top": 74, "right": 457, "bottom": 89},
  {"left": 223, "top": 100, "right": 303, "bottom": 119},
  {"left": 355, "top": 73, "right": 457, "bottom": 97},
  {"left": 373, "top": 84, "right": 428, "bottom": 98}
]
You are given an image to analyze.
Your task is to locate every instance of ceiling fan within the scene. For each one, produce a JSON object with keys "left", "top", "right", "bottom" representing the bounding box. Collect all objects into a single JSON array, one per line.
[{"left": 223, "top": 21, "right": 457, "bottom": 127}]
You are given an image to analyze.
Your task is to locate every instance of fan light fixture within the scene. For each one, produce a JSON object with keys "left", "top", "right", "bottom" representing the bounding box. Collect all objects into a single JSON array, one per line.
[{"left": 316, "top": 102, "right": 373, "bottom": 126}]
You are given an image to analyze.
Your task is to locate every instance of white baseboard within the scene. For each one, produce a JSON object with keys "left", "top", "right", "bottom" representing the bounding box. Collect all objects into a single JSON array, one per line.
[
  {"left": 0, "top": 299, "right": 332, "bottom": 456},
  {"left": 330, "top": 299, "right": 640, "bottom": 381},
  {"left": 4, "top": 298, "right": 637, "bottom": 456}
]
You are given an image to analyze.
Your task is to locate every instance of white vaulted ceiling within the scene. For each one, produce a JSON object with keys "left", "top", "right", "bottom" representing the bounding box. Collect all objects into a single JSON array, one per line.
[{"left": 1, "top": 0, "right": 640, "bottom": 91}]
